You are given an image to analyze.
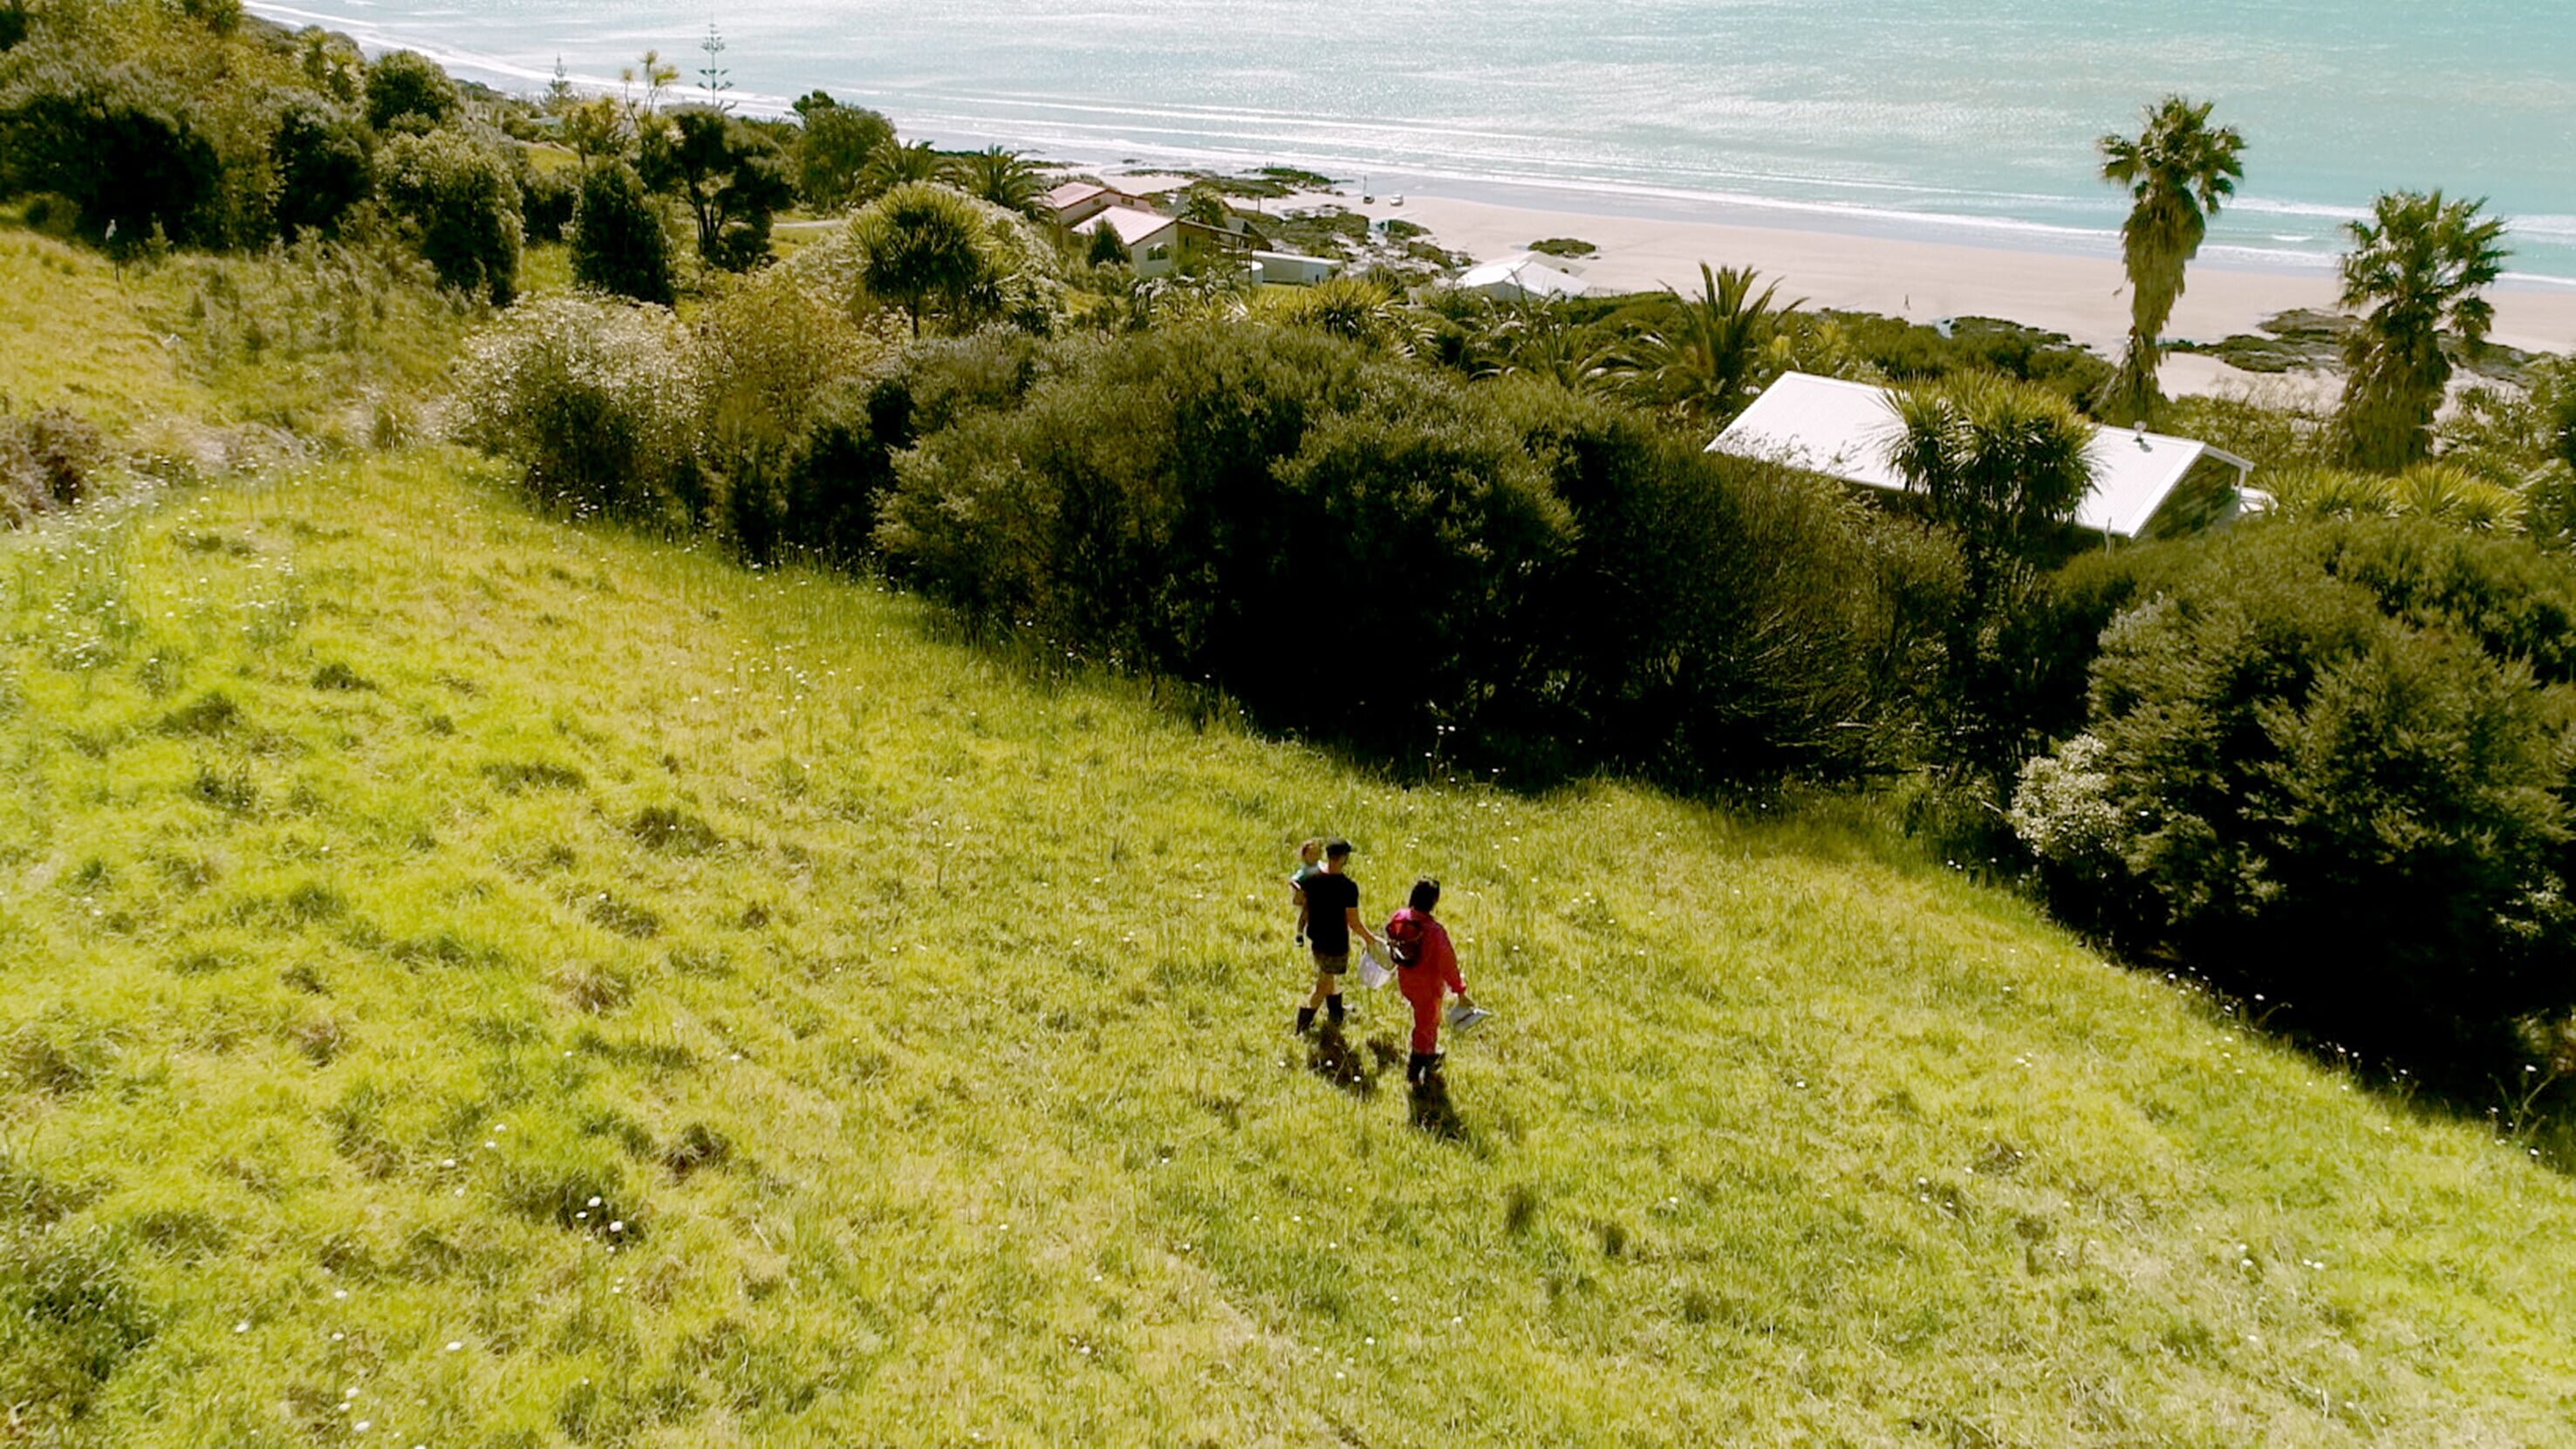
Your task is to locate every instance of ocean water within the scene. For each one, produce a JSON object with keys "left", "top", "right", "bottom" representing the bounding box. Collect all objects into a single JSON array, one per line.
[{"left": 246, "top": 0, "right": 2576, "bottom": 284}]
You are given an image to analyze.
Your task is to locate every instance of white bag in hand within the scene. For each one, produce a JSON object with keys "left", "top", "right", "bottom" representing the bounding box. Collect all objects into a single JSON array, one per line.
[{"left": 1356, "top": 946, "right": 1393, "bottom": 989}]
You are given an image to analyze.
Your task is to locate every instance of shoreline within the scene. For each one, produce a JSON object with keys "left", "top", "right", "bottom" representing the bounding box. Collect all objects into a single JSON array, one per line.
[
  {"left": 1234, "top": 181, "right": 2576, "bottom": 371},
  {"left": 234, "top": 0, "right": 2576, "bottom": 385}
]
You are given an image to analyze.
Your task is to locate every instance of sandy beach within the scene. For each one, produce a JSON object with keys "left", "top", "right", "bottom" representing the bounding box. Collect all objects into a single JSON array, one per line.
[{"left": 1243, "top": 186, "right": 2576, "bottom": 398}]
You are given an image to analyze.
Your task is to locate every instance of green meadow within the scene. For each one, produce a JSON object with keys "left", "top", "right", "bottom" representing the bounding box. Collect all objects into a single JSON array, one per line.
[{"left": 7, "top": 448, "right": 2576, "bottom": 1446}]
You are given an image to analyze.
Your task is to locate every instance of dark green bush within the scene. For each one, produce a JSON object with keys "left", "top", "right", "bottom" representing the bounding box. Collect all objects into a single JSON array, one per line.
[
  {"left": 378, "top": 128, "right": 521, "bottom": 304},
  {"left": 1811, "top": 310, "right": 2112, "bottom": 407},
  {"left": 777, "top": 330, "right": 1053, "bottom": 565},
  {"left": 361, "top": 49, "right": 456, "bottom": 136},
  {"left": 1493, "top": 379, "right": 1951, "bottom": 783},
  {"left": 878, "top": 321, "right": 1575, "bottom": 757},
  {"left": 788, "top": 90, "right": 891, "bottom": 210},
  {"left": 519, "top": 163, "right": 576, "bottom": 243},
  {"left": 0, "top": 53, "right": 221, "bottom": 246},
  {"left": 570, "top": 160, "right": 674, "bottom": 305},
  {"left": 266, "top": 90, "right": 369, "bottom": 242},
  {"left": 639, "top": 107, "right": 793, "bottom": 270},
  {"left": 2011, "top": 518, "right": 2576, "bottom": 1056}
]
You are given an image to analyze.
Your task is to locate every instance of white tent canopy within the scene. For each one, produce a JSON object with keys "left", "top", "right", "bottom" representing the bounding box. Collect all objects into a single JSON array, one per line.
[
  {"left": 1454, "top": 251, "right": 1590, "bottom": 302},
  {"left": 1706, "top": 372, "right": 2254, "bottom": 539}
]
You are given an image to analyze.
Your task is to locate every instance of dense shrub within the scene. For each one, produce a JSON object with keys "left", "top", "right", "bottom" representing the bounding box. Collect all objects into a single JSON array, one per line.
[
  {"left": 776, "top": 330, "right": 1053, "bottom": 564},
  {"left": 0, "top": 51, "right": 221, "bottom": 245},
  {"left": 1, "top": 400, "right": 102, "bottom": 525},
  {"left": 1493, "top": 379, "right": 1953, "bottom": 783},
  {"left": 378, "top": 128, "right": 521, "bottom": 304},
  {"left": 693, "top": 267, "right": 876, "bottom": 559},
  {"left": 2011, "top": 518, "right": 2576, "bottom": 1056},
  {"left": 640, "top": 106, "right": 793, "bottom": 270},
  {"left": 569, "top": 160, "right": 674, "bottom": 305},
  {"left": 518, "top": 162, "right": 576, "bottom": 243},
  {"left": 788, "top": 91, "right": 892, "bottom": 209},
  {"left": 361, "top": 49, "right": 456, "bottom": 135},
  {"left": 878, "top": 321, "right": 1573, "bottom": 756},
  {"left": 2008, "top": 517, "right": 2576, "bottom": 755},
  {"left": 866, "top": 323, "right": 1951, "bottom": 779},
  {"left": 265, "top": 90, "right": 369, "bottom": 242},
  {"left": 456, "top": 295, "right": 705, "bottom": 528},
  {"left": 1812, "top": 310, "right": 2113, "bottom": 407}
]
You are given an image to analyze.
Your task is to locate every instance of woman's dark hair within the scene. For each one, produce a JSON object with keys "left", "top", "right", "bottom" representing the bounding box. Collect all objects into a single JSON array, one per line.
[{"left": 1409, "top": 878, "right": 1441, "bottom": 912}]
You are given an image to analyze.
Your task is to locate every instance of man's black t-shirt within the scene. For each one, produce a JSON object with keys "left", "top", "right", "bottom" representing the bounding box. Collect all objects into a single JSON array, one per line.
[{"left": 1303, "top": 872, "right": 1359, "bottom": 953}]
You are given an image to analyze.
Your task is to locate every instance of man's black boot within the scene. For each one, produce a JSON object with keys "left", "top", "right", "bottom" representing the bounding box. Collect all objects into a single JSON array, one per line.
[
  {"left": 1325, "top": 994, "right": 1345, "bottom": 1024},
  {"left": 1295, "top": 1006, "right": 1316, "bottom": 1035}
]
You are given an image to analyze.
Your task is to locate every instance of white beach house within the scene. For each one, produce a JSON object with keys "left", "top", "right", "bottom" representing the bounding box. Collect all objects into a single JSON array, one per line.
[
  {"left": 1454, "top": 251, "right": 1592, "bottom": 303},
  {"left": 1251, "top": 249, "right": 1344, "bottom": 285},
  {"left": 1708, "top": 372, "right": 2257, "bottom": 540}
]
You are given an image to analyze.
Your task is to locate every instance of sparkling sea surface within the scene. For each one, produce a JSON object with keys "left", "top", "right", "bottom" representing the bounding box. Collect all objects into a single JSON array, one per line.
[{"left": 247, "top": 0, "right": 2576, "bottom": 283}]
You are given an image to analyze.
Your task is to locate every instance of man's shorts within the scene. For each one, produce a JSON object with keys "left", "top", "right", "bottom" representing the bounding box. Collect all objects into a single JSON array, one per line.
[{"left": 1311, "top": 949, "right": 1350, "bottom": 976}]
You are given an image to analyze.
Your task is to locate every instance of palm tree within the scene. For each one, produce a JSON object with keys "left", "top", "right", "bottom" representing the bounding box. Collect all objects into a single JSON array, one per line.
[
  {"left": 857, "top": 139, "right": 944, "bottom": 202},
  {"left": 2335, "top": 189, "right": 2511, "bottom": 470},
  {"left": 1884, "top": 373, "right": 2099, "bottom": 782},
  {"left": 2392, "top": 461, "right": 2525, "bottom": 532},
  {"left": 1883, "top": 373, "right": 2098, "bottom": 601},
  {"left": 2262, "top": 464, "right": 2397, "bottom": 523},
  {"left": 1473, "top": 300, "right": 1630, "bottom": 395},
  {"left": 2097, "top": 96, "right": 2245, "bottom": 425},
  {"left": 1268, "top": 274, "right": 1412, "bottom": 352},
  {"left": 947, "top": 146, "right": 1042, "bottom": 216},
  {"left": 1627, "top": 263, "right": 1801, "bottom": 425}
]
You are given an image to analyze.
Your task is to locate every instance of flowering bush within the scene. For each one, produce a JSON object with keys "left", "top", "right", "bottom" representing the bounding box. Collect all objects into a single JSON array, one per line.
[{"left": 454, "top": 295, "right": 707, "bottom": 529}]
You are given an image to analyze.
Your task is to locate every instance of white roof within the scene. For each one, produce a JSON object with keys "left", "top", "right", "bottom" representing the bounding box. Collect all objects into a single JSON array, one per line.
[
  {"left": 1455, "top": 251, "right": 1590, "bottom": 300},
  {"left": 1707, "top": 372, "right": 2252, "bottom": 538},
  {"left": 1251, "top": 249, "right": 1339, "bottom": 265},
  {"left": 1083, "top": 205, "right": 1178, "bottom": 248}
]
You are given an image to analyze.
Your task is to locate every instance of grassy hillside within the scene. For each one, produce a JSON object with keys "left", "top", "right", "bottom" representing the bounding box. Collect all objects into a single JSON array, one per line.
[
  {"left": 7, "top": 454, "right": 2576, "bottom": 1447},
  {"left": 0, "top": 215, "right": 478, "bottom": 455},
  {"left": 0, "top": 227, "right": 207, "bottom": 430}
]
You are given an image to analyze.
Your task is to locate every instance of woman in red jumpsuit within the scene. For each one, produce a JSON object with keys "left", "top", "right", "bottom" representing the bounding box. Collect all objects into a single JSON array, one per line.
[{"left": 1384, "top": 878, "right": 1483, "bottom": 1087}]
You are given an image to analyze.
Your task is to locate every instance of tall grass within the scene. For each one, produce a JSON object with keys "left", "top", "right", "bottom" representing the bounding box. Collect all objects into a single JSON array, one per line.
[
  {"left": 0, "top": 215, "right": 491, "bottom": 471},
  {"left": 4, "top": 452, "right": 2576, "bottom": 1445}
]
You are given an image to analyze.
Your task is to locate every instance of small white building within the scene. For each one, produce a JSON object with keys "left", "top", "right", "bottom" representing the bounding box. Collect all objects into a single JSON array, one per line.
[
  {"left": 1454, "top": 251, "right": 1591, "bottom": 303},
  {"left": 1251, "top": 249, "right": 1343, "bottom": 285},
  {"left": 1707, "top": 372, "right": 2255, "bottom": 540}
]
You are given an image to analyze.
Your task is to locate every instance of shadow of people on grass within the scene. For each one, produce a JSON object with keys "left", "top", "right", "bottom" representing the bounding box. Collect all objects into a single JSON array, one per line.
[
  {"left": 1408, "top": 1070, "right": 1466, "bottom": 1141},
  {"left": 1306, "top": 1022, "right": 1395, "bottom": 1099}
]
